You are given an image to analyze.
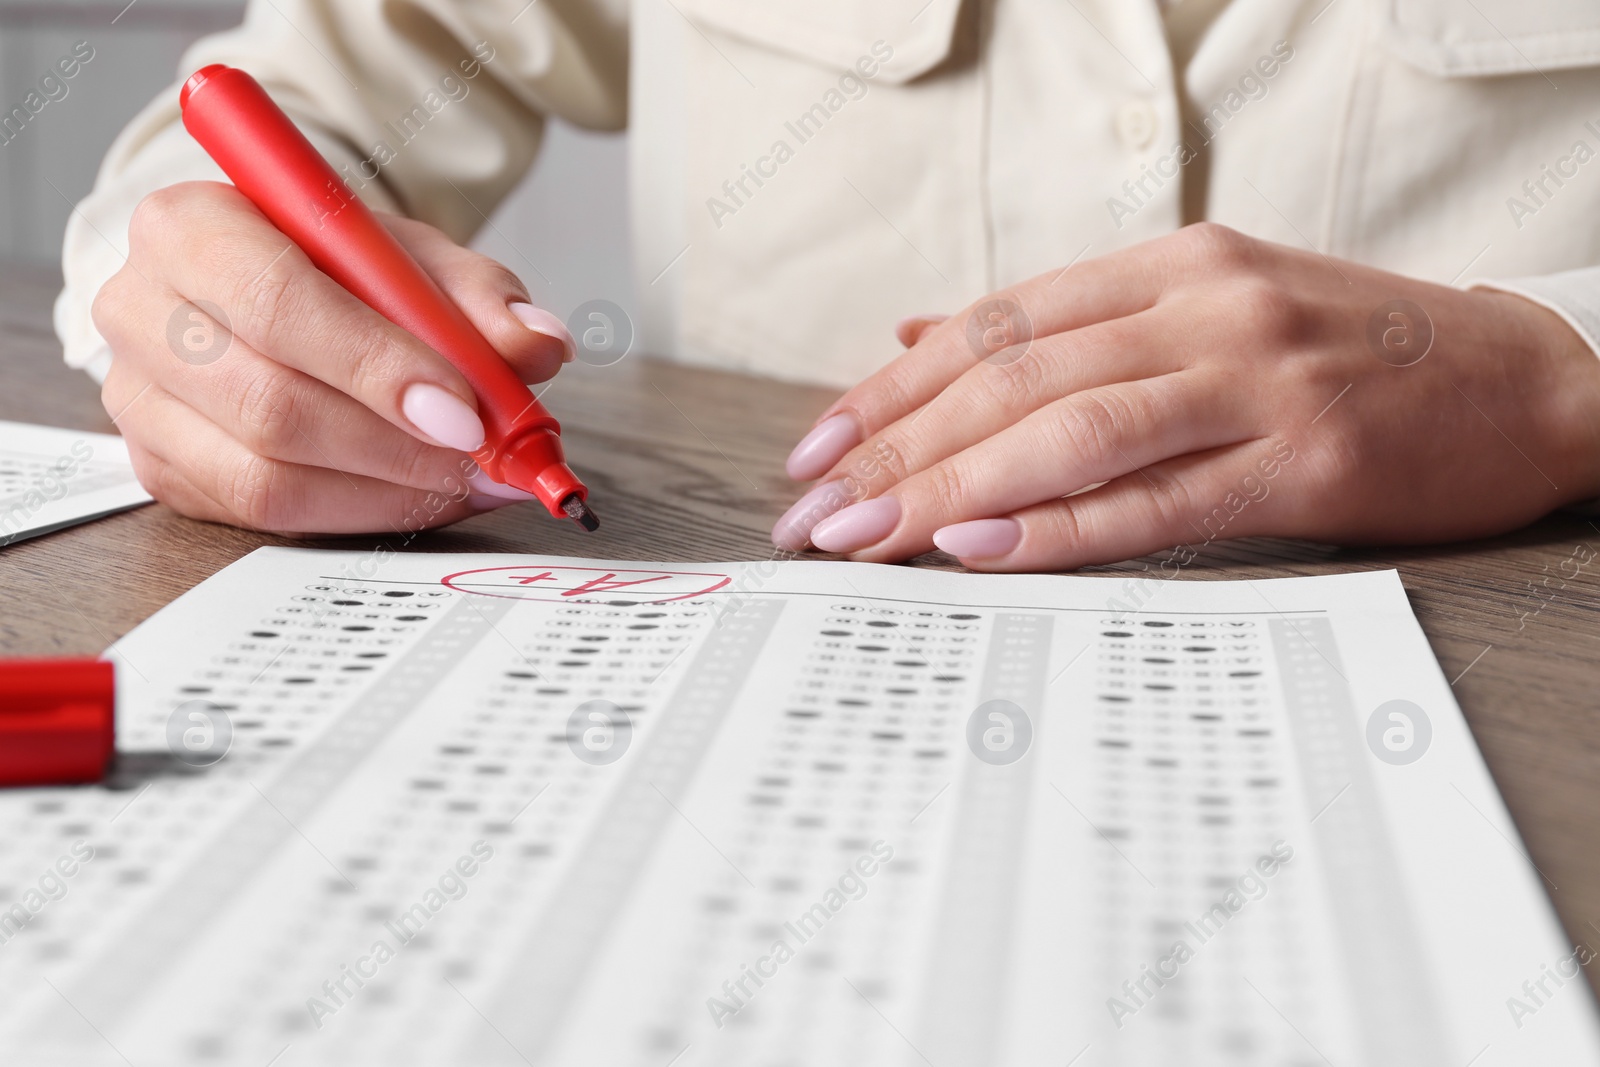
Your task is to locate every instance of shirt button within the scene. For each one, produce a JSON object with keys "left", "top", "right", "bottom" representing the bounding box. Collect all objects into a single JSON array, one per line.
[{"left": 1116, "top": 101, "right": 1159, "bottom": 150}]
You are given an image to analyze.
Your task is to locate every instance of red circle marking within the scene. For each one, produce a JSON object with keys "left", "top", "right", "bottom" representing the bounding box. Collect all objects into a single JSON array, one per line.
[{"left": 440, "top": 565, "right": 732, "bottom": 604}]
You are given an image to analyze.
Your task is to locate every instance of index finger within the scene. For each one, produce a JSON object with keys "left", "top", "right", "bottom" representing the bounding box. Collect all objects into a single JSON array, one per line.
[
  {"left": 136, "top": 182, "right": 487, "bottom": 451},
  {"left": 802, "top": 238, "right": 1180, "bottom": 471}
]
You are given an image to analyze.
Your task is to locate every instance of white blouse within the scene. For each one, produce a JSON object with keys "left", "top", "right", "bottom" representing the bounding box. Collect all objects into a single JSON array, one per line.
[{"left": 55, "top": 0, "right": 1600, "bottom": 389}]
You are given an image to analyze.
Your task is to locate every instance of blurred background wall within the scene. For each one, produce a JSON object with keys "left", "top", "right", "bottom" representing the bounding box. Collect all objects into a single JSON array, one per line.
[{"left": 0, "top": 0, "right": 635, "bottom": 326}]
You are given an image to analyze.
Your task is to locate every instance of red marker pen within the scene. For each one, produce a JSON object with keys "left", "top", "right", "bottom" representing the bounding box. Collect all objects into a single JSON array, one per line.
[{"left": 178, "top": 64, "right": 598, "bottom": 530}]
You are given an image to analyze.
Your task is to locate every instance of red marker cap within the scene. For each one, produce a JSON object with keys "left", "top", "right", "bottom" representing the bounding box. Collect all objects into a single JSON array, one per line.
[{"left": 0, "top": 659, "right": 115, "bottom": 787}]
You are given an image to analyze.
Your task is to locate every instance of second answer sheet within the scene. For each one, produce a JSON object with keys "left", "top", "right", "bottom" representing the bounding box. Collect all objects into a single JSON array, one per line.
[{"left": 0, "top": 419, "right": 151, "bottom": 547}]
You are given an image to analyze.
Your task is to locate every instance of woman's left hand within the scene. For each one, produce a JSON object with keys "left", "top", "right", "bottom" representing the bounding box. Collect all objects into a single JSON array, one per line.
[{"left": 771, "top": 223, "right": 1600, "bottom": 570}]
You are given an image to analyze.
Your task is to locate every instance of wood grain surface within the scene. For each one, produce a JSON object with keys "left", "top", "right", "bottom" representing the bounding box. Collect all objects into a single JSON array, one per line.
[{"left": 6, "top": 261, "right": 1600, "bottom": 1002}]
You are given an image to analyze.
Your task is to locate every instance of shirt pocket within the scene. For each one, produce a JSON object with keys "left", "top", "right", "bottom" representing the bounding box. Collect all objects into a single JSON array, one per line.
[
  {"left": 1378, "top": 0, "right": 1600, "bottom": 76},
  {"left": 1331, "top": 0, "right": 1600, "bottom": 281},
  {"left": 663, "top": 0, "right": 985, "bottom": 387},
  {"left": 670, "top": 0, "right": 965, "bottom": 83}
]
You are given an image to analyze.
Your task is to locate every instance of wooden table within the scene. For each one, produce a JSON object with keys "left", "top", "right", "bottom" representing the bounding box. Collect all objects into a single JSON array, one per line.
[{"left": 6, "top": 261, "right": 1600, "bottom": 996}]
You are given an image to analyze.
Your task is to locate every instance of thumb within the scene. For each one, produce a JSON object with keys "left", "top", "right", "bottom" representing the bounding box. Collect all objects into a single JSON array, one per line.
[{"left": 381, "top": 213, "right": 574, "bottom": 385}]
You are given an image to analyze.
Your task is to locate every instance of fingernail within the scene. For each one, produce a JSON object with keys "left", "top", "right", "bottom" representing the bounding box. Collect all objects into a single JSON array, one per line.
[
  {"left": 467, "top": 493, "right": 517, "bottom": 512},
  {"left": 509, "top": 302, "right": 577, "bottom": 363},
  {"left": 811, "top": 496, "right": 901, "bottom": 553},
  {"left": 467, "top": 470, "right": 538, "bottom": 501},
  {"left": 402, "top": 382, "right": 485, "bottom": 452},
  {"left": 786, "top": 412, "right": 861, "bottom": 481},
  {"left": 771, "top": 479, "right": 851, "bottom": 551},
  {"left": 894, "top": 313, "right": 948, "bottom": 347},
  {"left": 932, "top": 518, "right": 1021, "bottom": 559}
]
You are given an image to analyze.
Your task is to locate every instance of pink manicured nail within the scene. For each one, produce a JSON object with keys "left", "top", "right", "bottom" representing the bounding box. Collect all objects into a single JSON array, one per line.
[
  {"left": 772, "top": 479, "right": 852, "bottom": 551},
  {"left": 786, "top": 413, "right": 860, "bottom": 481},
  {"left": 466, "top": 470, "right": 538, "bottom": 501},
  {"left": 933, "top": 518, "right": 1021, "bottom": 559},
  {"left": 467, "top": 493, "right": 518, "bottom": 512},
  {"left": 810, "top": 496, "right": 901, "bottom": 553},
  {"left": 509, "top": 302, "right": 577, "bottom": 363},
  {"left": 401, "top": 383, "right": 485, "bottom": 452}
]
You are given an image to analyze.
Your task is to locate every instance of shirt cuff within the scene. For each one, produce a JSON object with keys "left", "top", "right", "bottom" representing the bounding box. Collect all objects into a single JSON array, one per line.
[
  {"left": 1471, "top": 267, "right": 1600, "bottom": 362},
  {"left": 1471, "top": 268, "right": 1600, "bottom": 516}
]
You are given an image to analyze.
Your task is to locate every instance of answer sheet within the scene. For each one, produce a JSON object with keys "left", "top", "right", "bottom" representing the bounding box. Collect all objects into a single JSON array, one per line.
[
  {"left": 0, "top": 419, "right": 151, "bottom": 547},
  {"left": 1, "top": 547, "right": 1595, "bottom": 1066}
]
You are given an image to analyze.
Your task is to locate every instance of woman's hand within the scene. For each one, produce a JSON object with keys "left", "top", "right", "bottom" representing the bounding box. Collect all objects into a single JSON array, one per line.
[
  {"left": 93, "top": 181, "right": 575, "bottom": 535},
  {"left": 773, "top": 223, "right": 1600, "bottom": 570}
]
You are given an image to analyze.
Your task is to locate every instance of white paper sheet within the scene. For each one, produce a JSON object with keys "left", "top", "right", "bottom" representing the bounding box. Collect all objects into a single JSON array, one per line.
[
  {"left": 0, "top": 420, "right": 151, "bottom": 547},
  {"left": 0, "top": 547, "right": 1593, "bottom": 1066}
]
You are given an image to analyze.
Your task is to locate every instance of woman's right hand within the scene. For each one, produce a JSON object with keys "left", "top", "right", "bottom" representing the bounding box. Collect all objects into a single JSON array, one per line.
[{"left": 92, "top": 180, "right": 575, "bottom": 535}]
